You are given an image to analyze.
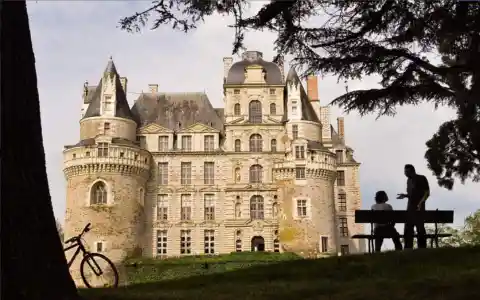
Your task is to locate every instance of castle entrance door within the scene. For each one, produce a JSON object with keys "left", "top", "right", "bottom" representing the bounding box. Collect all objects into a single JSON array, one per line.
[{"left": 251, "top": 236, "right": 265, "bottom": 252}]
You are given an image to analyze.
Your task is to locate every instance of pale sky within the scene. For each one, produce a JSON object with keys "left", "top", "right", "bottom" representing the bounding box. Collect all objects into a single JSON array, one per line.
[{"left": 28, "top": 1, "right": 477, "bottom": 241}]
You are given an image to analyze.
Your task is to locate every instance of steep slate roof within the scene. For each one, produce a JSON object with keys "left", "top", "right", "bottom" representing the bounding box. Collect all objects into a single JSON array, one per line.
[
  {"left": 82, "top": 59, "right": 136, "bottom": 122},
  {"left": 225, "top": 51, "right": 283, "bottom": 85},
  {"left": 284, "top": 68, "right": 321, "bottom": 123},
  {"left": 131, "top": 92, "right": 224, "bottom": 132}
]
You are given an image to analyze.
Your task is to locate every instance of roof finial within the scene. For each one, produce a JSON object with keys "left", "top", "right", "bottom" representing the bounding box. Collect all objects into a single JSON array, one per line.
[{"left": 109, "top": 55, "right": 113, "bottom": 60}]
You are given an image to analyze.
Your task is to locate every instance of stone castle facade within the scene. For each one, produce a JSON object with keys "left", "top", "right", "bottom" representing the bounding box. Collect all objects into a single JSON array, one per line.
[{"left": 63, "top": 51, "right": 365, "bottom": 279}]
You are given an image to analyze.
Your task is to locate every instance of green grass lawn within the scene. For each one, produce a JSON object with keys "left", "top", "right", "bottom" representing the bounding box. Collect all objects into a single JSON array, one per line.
[{"left": 81, "top": 247, "right": 480, "bottom": 300}]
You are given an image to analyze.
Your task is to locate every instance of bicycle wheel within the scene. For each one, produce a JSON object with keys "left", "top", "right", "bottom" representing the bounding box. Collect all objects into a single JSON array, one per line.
[{"left": 80, "top": 252, "right": 119, "bottom": 288}]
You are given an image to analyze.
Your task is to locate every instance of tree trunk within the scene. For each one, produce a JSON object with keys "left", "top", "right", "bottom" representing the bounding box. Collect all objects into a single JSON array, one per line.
[{"left": 1, "top": 1, "right": 80, "bottom": 299}]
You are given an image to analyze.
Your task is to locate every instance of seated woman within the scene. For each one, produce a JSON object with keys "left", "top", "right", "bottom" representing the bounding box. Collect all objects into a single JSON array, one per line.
[{"left": 371, "top": 191, "right": 403, "bottom": 252}]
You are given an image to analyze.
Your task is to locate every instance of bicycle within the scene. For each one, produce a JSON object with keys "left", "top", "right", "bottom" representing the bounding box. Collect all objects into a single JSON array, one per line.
[{"left": 64, "top": 223, "right": 119, "bottom": 288}]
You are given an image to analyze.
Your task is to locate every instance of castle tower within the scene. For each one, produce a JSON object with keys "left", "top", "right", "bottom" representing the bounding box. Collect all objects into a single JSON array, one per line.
[{"left": 63, "top": 58, "right": 151, "bottom": 286}]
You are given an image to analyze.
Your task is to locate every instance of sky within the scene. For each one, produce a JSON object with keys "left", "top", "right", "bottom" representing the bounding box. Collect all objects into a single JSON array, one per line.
[{"left": 27, "top": 2, "right": 478, "bottom": 245}]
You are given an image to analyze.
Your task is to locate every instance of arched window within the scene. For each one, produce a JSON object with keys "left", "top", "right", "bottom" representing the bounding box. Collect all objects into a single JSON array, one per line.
[
  {"left": 91, "top": 181, "right": 107, "bottom": 205},
  {"left": 273, "top": 239, "right": 280, "bottom": 252},
  {"left": 249, "top": 165, "right": 263, "bottom": 183},
  {"left": 249, "top": 134, "right": 263, "bottom": 152},
  {"left": 250, "top": 195, "right": 264, "bottom": 220},
  {"left": 271, "top": 139, "right": 277, "bottom": 152},
  {"left": 234, "top": 103, "right": 241, "bottom": 116},
  {"left": 234, "top": 139, "right": 241, "bottom": 152},
  {"left": 249, "top": 100, "right": 262, "bottom": 123},
  {"left": 270, "top": 103, "right": 276, "bottom": 115}
]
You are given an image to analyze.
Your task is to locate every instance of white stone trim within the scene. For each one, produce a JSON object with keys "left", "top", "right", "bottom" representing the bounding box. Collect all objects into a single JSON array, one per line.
[
  {"left": 293, "top": 197, "right": 312, "bottom": 220},
  {"left": 85, "top": 179, "right": 114, "bottom": 207}
]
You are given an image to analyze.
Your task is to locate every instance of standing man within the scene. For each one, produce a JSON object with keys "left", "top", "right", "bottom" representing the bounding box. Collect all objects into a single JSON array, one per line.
[{"left": 397, "top": 164, "right": 430, "bottom": 249}]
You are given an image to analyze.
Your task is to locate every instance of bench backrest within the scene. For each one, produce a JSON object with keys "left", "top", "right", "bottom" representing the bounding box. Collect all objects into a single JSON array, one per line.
[{"left": 354, "top": 210, "right": 454, "bottom": 224}]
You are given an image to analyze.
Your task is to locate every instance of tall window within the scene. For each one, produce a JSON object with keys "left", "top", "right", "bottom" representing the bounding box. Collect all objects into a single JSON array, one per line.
[
  {"left": 181, "top": 194, "right": 192, "bottom": 220},
  {"left": 249, "top": 134, "right": 263, "bottom": 152},
  {"left": 337, "top": 171, "right": 345, "bottom": 186},
  {"left": 234, "top": 139, "right": 241, "bottom": 152},
  {"left": 270, "top": 103, "right": 276, "bottom": 115},
  {"left": 180, "top": 230, "right": 191, "bottom": 254},
  {"left": 204, "top": 194, "right": 215, "bottom": 220},
  {"left": 292, "top": 125, "right": 298, "bottom": 139},
  {"left": 341, "top": 245, "right": 350, "bottom": 256},
  {"left": 91, "top": 181, "right": 107, "bottom": 205},
  {"left": 339, "top": 217, "right": 348, "bottom": 237},
  {"left": 271, "top": 139, "right": 277, "bottom": 152},
  {"left": 204, "top": 230, "right": 215, "bottom": 254},
  {"left": 321, "top": 236, "right": 328, "bottom": 253},
  {"left": 156, "top": 230, "right": 167, "bottom": 256},
  {"left": 295, "top": 167, "right": 306, "bottom": 179},
  {"left": 156, "top": 194, "right": 168, "bottom": 220},
  {"left": 181, "top": 162, "right": 192, "bottom": 185},
  {"left": 338, "top": 193, "right": 347, "bottom": 212},
  {"left": 273, "top": 239, "right": 280, "bottom": 252},
  {"left": 296, "top": 199, "right": 307, "bottom": 217},
  {"left": 235, "top": 239, "right": 242, "bottom": 252},
  {"left": 250, "top": 195, "right": 264, "bottom": 220},
  {"left": 234, "top": 103, "right": 241, "bottom": 116},
  {"left": 249, "top": 164, "right": 263, "bottom": 183},
  {"left": 249, "top": 100, "right": 262, "bottom": 123},
  {"left": 292, "top": 101, "right": 298, "bottom": 115},
  {"left": 158, "top": 136, "right": 169, "bottom": 151},
  {"left": 138, "top": 136, "right": 146, "bottom": 148},
  {"left": 181, "top": 135, "right": 192, "bottom": 151},
  {"left": 295, "top": 146, "right": 305, "bottom": 159},
  {"left": 104, "top": 122, "right": 110, "bottom": 134},
  {"left": 336, "top": 150, "right": 344, "bottom": 164},
  {"left": 157, "top": 162, "right": 168, "bottom": 185},
  {"left": 204, "top": 135, "right": 215, "bottom": 151},
  {"left": 97, "top": 143, "right": 109, "bottom": 157},
  {"left": 204, "top": 162, "right": 215, "bottom": 185}
]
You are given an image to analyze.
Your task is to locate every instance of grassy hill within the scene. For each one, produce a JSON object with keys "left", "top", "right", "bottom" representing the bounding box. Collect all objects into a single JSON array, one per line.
[{"left": 81, "top": 247, "right": 480, "bottom": 300}]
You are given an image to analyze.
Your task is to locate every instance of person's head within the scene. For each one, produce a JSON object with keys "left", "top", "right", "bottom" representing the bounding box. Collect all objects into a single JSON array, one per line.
[
  {"left": 375, "top": 191, "right": 388, "bottom": 204},
  {"left": 404, "top": 164, "right": 416, "bottom": 178}
]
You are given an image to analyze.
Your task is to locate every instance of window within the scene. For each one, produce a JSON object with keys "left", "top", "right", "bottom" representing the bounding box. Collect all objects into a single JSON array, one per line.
[
  {"left": 204, "top": 230, "right": 215, "bottom": 254},
  {"left": 271, "top": 139, "right": 277, "bottom": 152},
  {"left": 104, "top": 122, "right": 110, "bottom": 134},
  {"left": 204, "top": 194, "right": 215, "bottom": 220},
  {"left": 292, "top": 125, "right": 298, "bottom": 139},
  {"left": 139, "top": 188, "right": 145, "bottom": 206},
  {"left": 340, "top": 244, "right": 350, "bottom": 256},
  {"left": 91, "top": 181, "right": 107, "bottom": 205},
  {"left": 204, "top": 162, "right": 215, "bottom": 185},
  {"left": 181, "top": 162, "right": 192, "bottom": 185},
  {"left": 273, "top": 239, "right": 280, "bottom": 252},
  {"left": 235, "top": 239, "right": 242, "bottom": 252},
  {"left": 321, "top": 236, "right": 328, "bottom": 253},
  {"left": 181, "top": 194, "right": 192, "bottom": 220},
  {"left": 269, "top": 89, "right": 276, "bottom": 95},
  {"left": 249, "top": 100, "right": 262, "bottom": 124},
  {"left": 157, "top": 162, "right": 168, "bottom": 185},
  {"left": 249, "top": 164, "right": 263, "bottom": 183},
  {"left": 157, "top": 194, "right": 168, "bottom": 221},
  {"left": 204, "top": 135, "right": 215, "bottom": 151},
  {"left": 339, "top": 217, "right": 348, "bottom": 237},
  {"left": 181, "top": 135, "right": 192, "bottom": 151},
  {"left": 158, "top": 136, "right": 169, "bottom": 151},
  {"left": 336, "top": 150, "right": 344, "bottom": 163},
  {"left": 250, "top": 195, "right": 264, "bottom": 220},
  {"left": 157, "top": 230, "right": 167, "bottom": 256},
  {"left": 97, "top": 143, "right": 108, "bottom": 157},
  {"left": 180, "top": 230, "right": 191, "bottom": 254},
  {"left": 234, "top": 89, "right": 240, "bottom": 94},
  {"left": 96, "top": 242, "right": 104, "bottom": 252},
  {"left": 337, "top": 171, "right": 345, "bottom": 186},
  {"left": 338, "top": 193, "right": 347, "bottom": 212},
  {"left": 119, "top": 152, "right": 124, "bottom": 158},
  {"left": 234, "top": 139, "right": 241, "bottom": 152},
  {"left": 86, "top": 151, "right": 90, "bottom": 157},
  {"left": 295, "top": 146, "right": 305, "bottom": 159},
  {"left": 269, "top": 103, "right": 276, "bottom": 115},
  {"left": 138, "top": 136, "right": 146, "bottom": 148},
  {"left": 292, "top": 106, "right": 298, "bottom": 115},
  {"left": 295, "top": 167, "right": 306, "bottom": 179},
  {"left": 249, "top": 134, "right": 263, "bottom": 152},
  {"left": 297, "top": 199, "right": 307, "bottom": 217},
  {"left": 234, "top": 103, "right": 241, "bottom": 116}
]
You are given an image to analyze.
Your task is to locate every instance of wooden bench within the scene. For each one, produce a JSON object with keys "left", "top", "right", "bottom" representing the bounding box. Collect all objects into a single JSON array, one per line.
[{"left": 351, "top": 209, "right": 454, "bottom": 253}]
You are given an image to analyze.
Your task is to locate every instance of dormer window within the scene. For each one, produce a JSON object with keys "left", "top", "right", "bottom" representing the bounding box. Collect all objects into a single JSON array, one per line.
[
  {"left": 97, "top": 143, "right": 109, "bottom": 157},
  {"left": 295, "top": 146, "right": 305, "bottom": 159}
]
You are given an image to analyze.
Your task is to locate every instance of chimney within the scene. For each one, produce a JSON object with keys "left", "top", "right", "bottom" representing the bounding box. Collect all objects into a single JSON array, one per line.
[
  {"left": 306, "top": 75, "right": 319, "bottom": 102},
  {"left": 337, "top": 117, "right": 345, "bottom": 140},
  {"left": 277, "top": 55, "right": 285, "bottom": 82},
  {"left": 120, "top": 77, "right": 128, "bottom": 94},
  {"left": 223, "top": 57, "right": 233, "bottom": 82},
  {"left": 148, "top": 84, "right": 158, "bottom": 94}
]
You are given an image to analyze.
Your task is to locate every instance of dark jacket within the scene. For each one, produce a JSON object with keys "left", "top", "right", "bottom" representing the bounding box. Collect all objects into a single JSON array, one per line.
[{"left": 406, "top": 174, "right": 430, "bottom": 210}]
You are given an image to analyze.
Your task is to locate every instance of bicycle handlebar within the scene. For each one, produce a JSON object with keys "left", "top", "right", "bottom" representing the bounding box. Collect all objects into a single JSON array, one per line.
[{"left": 65, "top": 223, "right": 92, "bottom": 244}]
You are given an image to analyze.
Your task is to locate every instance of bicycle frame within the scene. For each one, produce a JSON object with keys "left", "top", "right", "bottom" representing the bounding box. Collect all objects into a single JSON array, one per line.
[{"left": 64, "top": 239, "right": 89, "bottom": 268}]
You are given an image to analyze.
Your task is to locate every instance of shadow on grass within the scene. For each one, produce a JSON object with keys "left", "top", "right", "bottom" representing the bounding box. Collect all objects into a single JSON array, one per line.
[{"left": 81, "top": 246, "right": 480, "bottom": 300}]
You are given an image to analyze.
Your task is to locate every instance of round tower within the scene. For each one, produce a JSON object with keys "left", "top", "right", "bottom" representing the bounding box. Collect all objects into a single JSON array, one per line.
[{"left": 63, "top": 58, "right": 151, "bottom": 286}]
